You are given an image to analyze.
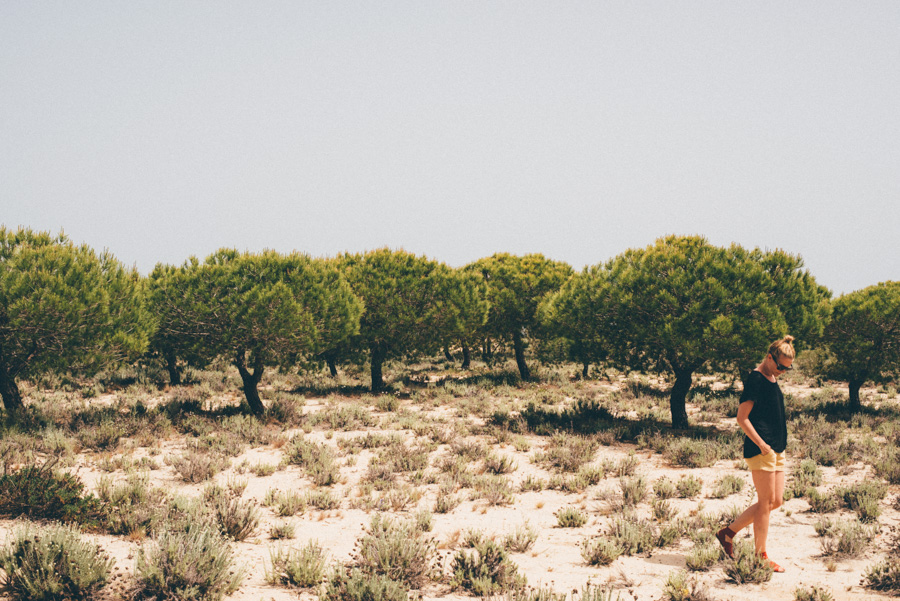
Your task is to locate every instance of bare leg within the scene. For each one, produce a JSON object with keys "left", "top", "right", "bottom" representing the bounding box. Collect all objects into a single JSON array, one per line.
[{"left": 725, "top": 469, "right": 782, "bottom": 551}]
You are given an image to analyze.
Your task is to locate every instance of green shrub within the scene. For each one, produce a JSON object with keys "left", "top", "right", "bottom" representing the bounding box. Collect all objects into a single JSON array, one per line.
[
  {"left": 685, "top": 543, "right": 719, "bottom": 571},
  {"left": 450, "top": 539, "right": 526, "bottom": 595},
  {"left": 472, "top": 475, "right": 516, "bottom": 506},
  {"left": 284, "top": 436, "right": 340, "bottom": 486},
  {"left": 97, "top": 471, "right": 165, "bottom": 536},
  {"left": 208, "top": 493, "right": 259, "bottom": 541},
  {"left": 724, "top": 541, "right": 773, "bottom": 584},
  {"left": 652, "top": 498, "right": 676, "bottom": 522},
  {"left": 806, "top": 488, "right": 839, "bottom": 513},
  {"left": 0, "top": 462, "right": 105, "bottom": 529},
  {"left": 353, "top": 514, "right": 435, "bottom": 587},
  {"left": 676, "top": 475, "right": 702, "bottom": 498},
  {"left": 580, "top": 537, "right": 622, "bottom": 566},
  {"left": 503, "top": 522, "right": 538, "bottom": 553},
  {"left": 818, "top": 519, "right": 873, "bottom": 557},
  {"left": 269, "top": 521, "right": 295, "bottom": 540},
  {"left": 266, "top": 540, "right": 328, "bottom": 588},
  {"left": 665, "top": 438, "right": 718, "bottom": 468},
  {"left": 0, "top": 523, "right": 114, "bottom": 601},
  {"left": 874, "top": 446, "right": 900, "bottom": 484},
  {"left": 323, "top": 568, "right": 408, "bottom": 601},
  {"left": 535, "top": 434, "right": 599, "bottom": 473},
  {"left": 835, "top": 481, "right": 887, "bottom": 523},
  {"left": 485, "top": 452, "right": 518, "bottom": 474},
  {"left": 132, "top": 524, "right": 244, "bottom": 601},
  {"left": 165, "top": 450, "right": 230, "bottom": 483},
  {"left": 864, "top": 557, "right": 900, "bottom": 594},
  {"left": 555, "top": 506, "right": 588, "bottom": 528},
  {"left": 307, "top": 489, "right": 340, "bottom": 510},
  {"left": 271, "top": 490, "right": 307, "bottom": 516},
  {"left": 663, "top": 569, "right": 713, "bottom": 601},
  {"left": 654, "top": 477, "right": 676, "bottom": 499},
  {"left": 619, "top": 475, "right": 649, "bottom": 507},
  {"left": 607, "top": 516, "right": 655, "bottom": 556},
  {"left": 519, "top": 475, "right": 547, "bottom": 492},
  {"left": 710, "top": 474, "right": 745, "bottom": 499},
  {"left": 794, "top": 585, "right": 835, "bottom": 601}
]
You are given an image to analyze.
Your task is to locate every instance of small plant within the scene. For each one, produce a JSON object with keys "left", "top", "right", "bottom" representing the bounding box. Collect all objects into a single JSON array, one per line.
[
  {"left": 251, "top": 462, "right": 277, "bottom": 477},
  {"left": 724, "top": 541, "right": 773, "bottom": 584},
  {"left": 503, "top": 522, "right": 538, "bottom": 553},
  {"left": 818, "top": 519, "right": 873, "bottom": 557},
  {"left": 165, "top": 450, "right": 230, "bottom": 483},
  {"left": 612, "top": 453, "right": 640, "bottom": 476},
  {"left": 710, "top": 474, "right": 745, "bottom": 499},
  {"left": 272, "top": 490, "right": 307, "bottom": 516},
  {"left": 580, "top": 537, "right": 622, "bottom": 566},
  {"left": 676, "top": 475, "right": 703, "bottom": 498},
  {"left": 472, "top": 475, "right": 516, "bottom": 506},
  {"left": 519, "top": 475, "right": 547, "bottom": 492},
  {"left": 434, "top": 488, "right": 462, "bottom": 514},
  {"left": 806, "top": 488, "right": 839, "bottom": 513},
  {"left": 353, "top": 513, "right": 435, "bottom": 587},
  {"left": 665, "top": 438, "right": 718, "bottom": 468},
  {"left": 266, "top": 540, "right": 328, "bottom": 588},
  {"left": 132, "top": 524, "right": 245, "bottom": 600},
  {"left": 607, "top": 516, "right": 655, "bottom": 556},
  {"left": 556, "top": 506, "right": 589, "bottom": 528},
  {"left": 663, "top": 569, "right": 712, "bottom": 601},
  {"left": 619, "top": 475, "right": 649, "bottom": 507},
  {"left": 0, "top": 461, "right": 105, "bottom": 529},
  {"left": 307, "top": 489, "right": 340, "bottom": 510},
  {"left": 685, "top": 543, "right": 719, "bottom": 571},
  {"left": 0, "top": 523, "right": 115, "bottom": 601},
  {"left": 323, "top": 567, "right": 408, "bottom": 601},
  {"left": 836, "top": 481, "right": 887, "bottom": 523},
  {"left": 864, "top": 556, "right": 900, "bottom": 594},
  {"left": 794, "top": 585, "right": 835, "bottom": 601},
  {"left": 269, "top": 521, "right": 296, "bottom": 540},
  {"left": 209, "top": 493, "right": 259, "bottom": 542},
  {"left": 652, "top": 498, "right": 676, "bottom": 522},
  {"left": 450, "top": 539, "right": 526, "bottom": 595},
  {"left": 654, "top": 476, "right": 676, "bottom": 499},
  {"left": 484, "top": 452, "right": 518, "bottom": 474},
  {"left": 284, "top": 436, "right": 340, "bottom": 486}
]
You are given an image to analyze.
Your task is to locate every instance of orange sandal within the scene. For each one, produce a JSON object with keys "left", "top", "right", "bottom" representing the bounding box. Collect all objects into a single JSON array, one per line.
[
  {"left": 716, "top": 526, "right": 736, "bottom": 559},
  {"left": 760, "top": 552, "right": 785, "bottom": 572}
]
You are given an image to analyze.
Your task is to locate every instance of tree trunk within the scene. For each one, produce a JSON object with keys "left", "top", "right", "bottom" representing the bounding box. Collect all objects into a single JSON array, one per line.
[
  {"left": 848, "top": 378, "right": 863, "bottom": 413},
  {"left": 165, "top": 350, "right": 181, "bottom": 386},
  {"left": 481, "top": 338, "right": 493, "bottom": 364},
  {"left": 370, "top": 343, "right": 387, "bottom": 392},
  {"left": 512, "top": 330, "right": 531, "bottom": 381},
  {"left": 443, "top": 346, "right": 454, "bottom": 362},
  {"left": 235, "top": 350, "right": 266, "bottom": 416},
  {"left": 461, "top": 344, "right": 471, "bottom": 369},
  {"left": 669, "top": 368, "right": 693, "bottom": 430},
  {"left": 582, "top": 362, "right": 590, "bottom": 379},
  {"left": 0, "top": 367, "right": 24, "bottom": 414},
  {"left": 327, "top": 357, "right": 338, "bottom": 378}
]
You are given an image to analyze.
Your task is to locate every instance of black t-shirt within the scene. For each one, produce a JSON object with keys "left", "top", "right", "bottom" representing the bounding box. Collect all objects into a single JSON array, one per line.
[{"left": 739, "top": 369, "right": 787, "bottom": 458}]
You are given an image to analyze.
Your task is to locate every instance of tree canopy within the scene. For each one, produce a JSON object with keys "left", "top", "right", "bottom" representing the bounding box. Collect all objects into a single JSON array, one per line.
[
  {"left": 0, "top": 227, "right": 151, "bottom": 412},
  {"left": 823, "top": 281, "right": 900, "bottom": 412},
  {"left": 337, "top": 248, "right": 477, "bottom": 391},
  {"left": 554, "top": 235, "right": 830, "bottom": 428},
  {"left": 466, "top": 253, "right": 573, "bottom": 380},
  {"left": 150, "top": 249, "right": 362, "bottom": 414}
]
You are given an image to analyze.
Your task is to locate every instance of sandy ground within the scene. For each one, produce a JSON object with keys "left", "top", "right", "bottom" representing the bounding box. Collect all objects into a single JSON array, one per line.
[{"left": 1, "top": 380, "right": 897, "bottom": 601}]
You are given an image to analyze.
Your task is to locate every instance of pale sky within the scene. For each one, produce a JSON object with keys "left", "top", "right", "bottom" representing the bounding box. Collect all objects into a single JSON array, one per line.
[{"left": 2, "top": 2, "right": 898, "bottom": 295}]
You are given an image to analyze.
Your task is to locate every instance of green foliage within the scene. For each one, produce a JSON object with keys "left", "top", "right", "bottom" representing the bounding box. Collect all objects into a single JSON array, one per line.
[
  {"left": 0, "top": 227, "right": 152, "bottom": 412},
  {"left": 323, "top": 568, "right": 409, "bottom": 601},
  {"left": 607, "top": 516, "right": 655, "bottom": 556},
  {"left": 503, "top": 522, "right": 538, "bottom": 553},
  {"left": 835, "top": 481, "right": 887, "bottom": 522},
  {"left": 353, "top": 513, "right": 435, "bottom": 587},
  {"left": 450, "top": 539, "right": 526, "bottom": 595},
  {"left": 467, "top": 253, "right": 573, "bottom": 380},
  {"left": 817, "top": 519, "right": 873, "bottom": 557},
  {"left": 724, "top": 541, "right": 773, "bottom": 584},
  {"left": 711, "top": 474, "right": 745, "bottom": 499},
  {"left": 560, "top": 235, "right": 829, "bottom": 427},
  {"left": 864, "top": 557, "right": 900, "bottom": 594},
  {"left": 663, "top": 569, "right": 713, "bottom": 601},
  {"left": 0, "top": 523, "right": 115, "bottom": 601},
  {"left": 676, "top": 475, "right": 703, "bottom": 498},
  {"left": 823, "top": 281, "right": 900, "bottom": 410},
  {"left": 619, "top": 475, "right": 649, "bottom": 507},
  {"left": 338, "top": 249, "right": 474, "bottom": 390},
  {"left": 0, "top": 462, "right": 104, "bottom": 529},
  {"left": 793, "top": 585, "right": 835, "bottom": 601},
  {"left": 685, "top": 543, "right": 719, "bottom": 571},
  {"left": 555, "top": 506, "right": 589, "bottom": 528},
  {"left": 665, "top": 438, "right": 719, "bottom": 468},
  {"left": 580, "top": 537, "right": 622, "bottom": 566},
  {"left": 133, "top": 524, "right": 244, "bottom": 601},
  {"left": 534, "top": 433, "right": 599, "bottom": 472},
  {"left": 284, "top": 436, "right": 339, "bottom": 486},
  {"left": 266, "top": 540, "right": 328, "bottom": 588}
]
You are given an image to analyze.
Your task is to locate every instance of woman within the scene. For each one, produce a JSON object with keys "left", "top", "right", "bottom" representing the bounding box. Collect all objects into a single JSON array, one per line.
[{"left": 716, "top": 335, "right": 795, "bottom": 573}]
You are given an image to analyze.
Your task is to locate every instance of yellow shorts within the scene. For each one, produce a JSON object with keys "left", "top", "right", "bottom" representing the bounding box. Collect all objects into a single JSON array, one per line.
[{"left": 745, "top": 451, "right": 786, "bottom": 472}]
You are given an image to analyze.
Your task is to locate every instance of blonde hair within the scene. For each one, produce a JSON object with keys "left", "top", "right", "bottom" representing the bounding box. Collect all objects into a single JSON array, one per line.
[{"left": 768, "top": 335, "right": 796, "bottom": 360}]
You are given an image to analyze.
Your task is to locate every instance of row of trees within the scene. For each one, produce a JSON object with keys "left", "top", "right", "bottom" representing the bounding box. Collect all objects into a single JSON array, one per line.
[{"left": 2, "top": 226, "right": 898, "bottom": 428}]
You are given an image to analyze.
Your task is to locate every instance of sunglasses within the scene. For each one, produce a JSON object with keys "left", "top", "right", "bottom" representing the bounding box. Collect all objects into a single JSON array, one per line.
[{"left": 770, "top": 353, "right": 793, "bottom": 371}]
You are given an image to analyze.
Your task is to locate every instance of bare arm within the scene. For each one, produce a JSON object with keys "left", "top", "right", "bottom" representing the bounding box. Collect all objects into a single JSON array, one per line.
[{"left": 736, "top": 401, "right": 772, "bottom": 456}]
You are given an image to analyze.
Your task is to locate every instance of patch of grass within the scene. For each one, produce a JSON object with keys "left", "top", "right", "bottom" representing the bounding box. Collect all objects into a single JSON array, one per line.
[
  {"left": 580, "top": 537, "right": 622, "bottom": 566},
  {"left": 353, "top": 513, "right": 435, "bottom": 588},
  {"left": 484, "top": 452, "right": 518, "bottom": 475},
  {"left": 665, "top": 438, "right": 719, "bottom": 468},
  {"left": 619, "top": 475, "right": 649, "bottom": 508},
  {"left": 519, "top": 475, "right": 547, "bottom": 492},
  {"left": 503, "top": 522, "right": 538, "bottom": 553},
  {"left": 685, "top": 543, "right": 719, "bottom": 571},
  {"left": 323, "top": 568, "right": 408, "bottom": 601},
  {"left": 534, "top": 433, "right": 599, "bottom": 473},
  {"left": 676, "top": 475, "right": 703, "bottom": 499},
  {"left": 284, "top": 436, "right": 340, "bottom": 486},
  {"left": 472, "top": 475, "right": 516, "bottom": 506},
  {"left": 607, "top": 515, "right": 655, "bottom": 556},
  {"left": 0, "top": 460, "right": 105, "bottom": 529},
  {"left": 654, "top": 476, "right": 677, "bottom": 499},
  {"left": 818, "top": 519, "right": 874, "bottom": 558},
  {"left": 165, "top": 450, "right": 230, "bottom": 483},
  {"left": 794, "top": 585, "right": 835, "bottom": 601},
  {"left": 835, "top": 481, "right": 887, "bottom": 523},
  {"left": 269, "top": 521, "right": 295, "bottom": 540},
  {"left": 710, "top": 474, "right": 745, "bottom": 499}
]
